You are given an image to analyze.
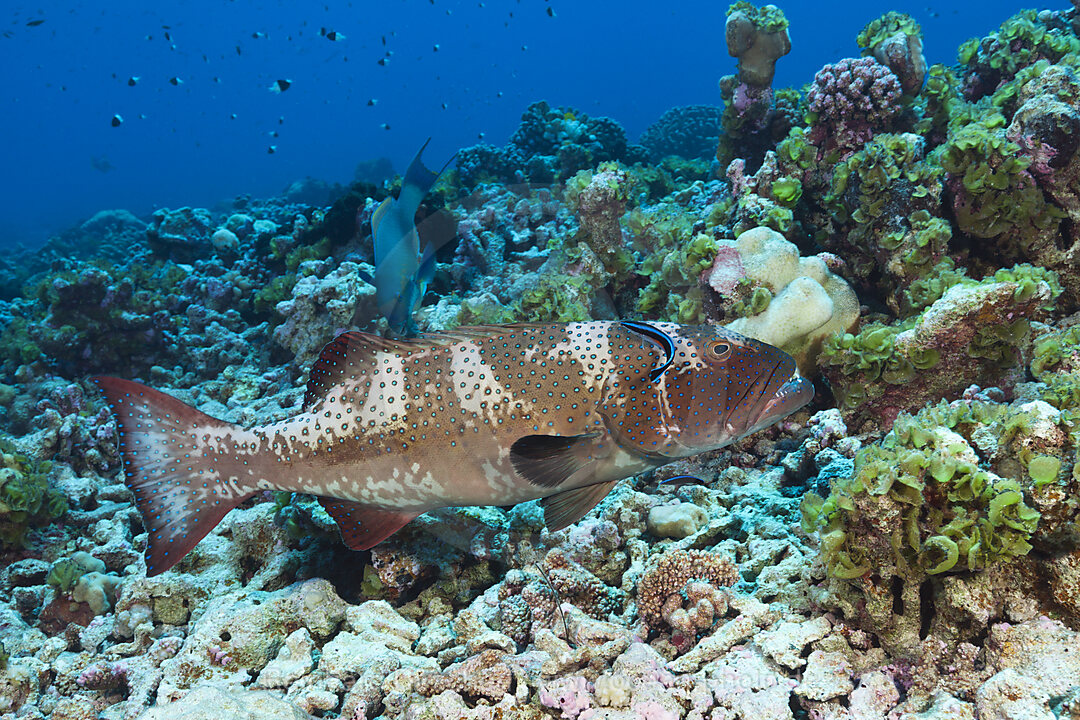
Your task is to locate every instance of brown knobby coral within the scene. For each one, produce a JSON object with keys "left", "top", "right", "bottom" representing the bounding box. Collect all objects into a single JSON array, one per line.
[{"left": 637, "top": 550, "right": 739, "bottom": 630}]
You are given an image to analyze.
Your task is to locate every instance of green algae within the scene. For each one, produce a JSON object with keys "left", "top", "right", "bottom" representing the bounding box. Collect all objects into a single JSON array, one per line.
[
  {"left": 823, "top": 133, "right": 948, "bottom": 294},
  {"left": 46, "top": 558, "right": 89, "bottom": 593},
  {"left": 253, "top": 274, "right": 300, "bottom": 315},
  {"left": 959, "top": 10, "right": 1080, "bottom": 84},
  {"left": 0, "top": 439, "right": 66, "bottom": 548},
  {"left": 515, "top": 273, "right": 594, "bottom": 323},
  {"left": 628, "top": 206, "right": 718, "bottom": 323},
  {"left": 857, "top": 11, "right": 921, "bottom": 52},
  {"left": 1027, "top": 455, "right": 1062, "bottom": 487},
  {"left": 803, "top": 399, "right": 1044, "bottom": 580},
  {"left": 726, "top": 1, "right": 788, "bottom": 33},
  {"left": 822, "top": 264, "right": 1060, "bottom": 416},
  {"left": 935, "top": 107, "right": 1065, "bottom": 246}
]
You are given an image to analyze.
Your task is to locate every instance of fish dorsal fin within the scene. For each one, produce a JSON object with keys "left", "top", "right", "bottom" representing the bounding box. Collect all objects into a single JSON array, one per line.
[
  {"left": 415, "top": 323, "right": 546, "bottom": 344},
  {"left": 541, "top": 480, "right": 619, "bottom": 532},
  {"left": 318, "top": 498, "right": 419, "bottom": 551},
  {"left": 304, "top": 330, "right": 402, "bottom": 410},
  {"left": 303, "top": 327, "right": 518, "bottom": 410},
  {"left": 509, "top": 433, "right": 602, "bottom": 488}
]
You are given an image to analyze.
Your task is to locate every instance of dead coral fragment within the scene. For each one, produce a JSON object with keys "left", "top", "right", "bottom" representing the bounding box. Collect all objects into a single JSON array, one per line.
[{"left": 413, "top": 650, "right": 513, "bottom": 703}]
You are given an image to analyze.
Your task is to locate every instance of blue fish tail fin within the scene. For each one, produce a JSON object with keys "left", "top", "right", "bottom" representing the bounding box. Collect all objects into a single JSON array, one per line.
[
  {"left": 403, "top": 137, "right": 452, "bottom": 196},
  {"left": 370, "top": 139, "right": 455, "bottom": 334},
  {"left": 92, "top": 377, "right": 272, "bottom": 576}
]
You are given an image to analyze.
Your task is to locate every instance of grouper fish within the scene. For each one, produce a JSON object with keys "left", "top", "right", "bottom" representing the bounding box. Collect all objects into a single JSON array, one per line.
[{"left": 92, "top": 321, "right": 813, "bottom": 576}]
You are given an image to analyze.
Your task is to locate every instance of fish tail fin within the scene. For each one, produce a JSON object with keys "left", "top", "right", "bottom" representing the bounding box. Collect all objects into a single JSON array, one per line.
[
  {"left": 92, "top": 376, "right": 270, "bottom": 576},
  {"left": 403, "top": 137, "right": 444, "bottom": 193}
]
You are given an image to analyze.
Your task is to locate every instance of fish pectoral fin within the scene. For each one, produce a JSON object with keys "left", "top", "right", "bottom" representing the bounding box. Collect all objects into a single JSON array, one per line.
[
  {"left": 509, "top": 433, "right": 602, "bottom": 488},
  {"left": 541, "top": 480, "right": 619, "bottom": 533},
  {"left": 318, "top": 498, "right": 420, "bottom": 551}
]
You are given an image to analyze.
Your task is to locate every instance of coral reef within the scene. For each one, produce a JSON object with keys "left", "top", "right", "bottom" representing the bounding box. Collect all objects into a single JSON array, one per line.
[
  {"left": 724, "top": 2, "right": 791, "bottom": 88},
  {"left": 822, "top": 132, "right": 950, "bottom": 302},
  {"left": 716, "top": 3, "right": 796, "bottom": 171},
  {"left": 454, "top": 101, "right": 648, "bottom": 188},
  {"left": 709, "top": 226, "right": 860, "bottom": 375},
  {"left": 638, "top": 106, "right": 723, "bottom": 162},
  {"left": 5, "top": 4, "right": 1080, "bottom": 719},
  {"left": 0, "top": 436, "right": 66, "bottom": 548},
  {"left": 857, "top": 12, "right": 927, "bottom": 95}
]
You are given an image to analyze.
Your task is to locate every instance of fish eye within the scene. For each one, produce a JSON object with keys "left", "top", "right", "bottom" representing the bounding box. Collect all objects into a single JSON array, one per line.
[{"left": 707, "top": 341, "right": 732, "bottom": 360}]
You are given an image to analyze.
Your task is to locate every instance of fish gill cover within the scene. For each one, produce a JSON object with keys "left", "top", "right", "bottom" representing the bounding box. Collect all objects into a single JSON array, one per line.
[{"left": 2, "top": 1, "right": 1080, "bottom": 719}]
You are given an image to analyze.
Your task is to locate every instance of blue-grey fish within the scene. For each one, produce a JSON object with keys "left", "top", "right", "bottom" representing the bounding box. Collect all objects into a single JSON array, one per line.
[
  {"left": 93, "top": 321, "right": 812, "bottom": 576},
  {"left": 368, "top": 138, "right": 450, "bottom": 335}
]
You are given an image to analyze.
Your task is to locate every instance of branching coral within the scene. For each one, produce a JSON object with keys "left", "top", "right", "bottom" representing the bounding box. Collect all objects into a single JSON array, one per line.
[
  {"left": 637, "top": 549, "right": 739, "bottom": 652},
  {"left": 497, "top": 549, "right": 622, "bottom": 645},
  {"left": 806, "top": 57, "right": 904, "bottom": 155},
  {"left": 454, "top": 101, "right": 647, "bottom": 188},
  {"left": 413, "top": 650, "right": 513, "bottom": 703}
]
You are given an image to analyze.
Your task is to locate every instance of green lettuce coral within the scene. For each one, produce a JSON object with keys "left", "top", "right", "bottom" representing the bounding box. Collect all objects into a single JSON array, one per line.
[
  {"left": 823, "top": 133, "right": 949, "bottom": 305},
  {"left": 820, "top": 264, "right": 1059, "bottom": 429},
  {"left": 803, "top": 383, "right": 1080, "bottom": 655},
  {"left": 935, "top": 107, "right": 1064, "bottom": 252},
  {"left": 803, "top": 398, "right": 1041, "bottom": 580},
  {"left": 0, "top": 438, "right": 67, "bottom": 548},
  {"left": 628, "top": 206, "right": 718, "bottom": 323},
  {"left": 958, "top": 10, "right": 1080, "bottom": 95}
]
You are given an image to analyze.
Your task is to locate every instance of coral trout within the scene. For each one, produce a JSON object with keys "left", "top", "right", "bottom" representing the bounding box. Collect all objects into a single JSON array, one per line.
[{"left": 93, "top": 321, "right": 812, "bottom": 576}]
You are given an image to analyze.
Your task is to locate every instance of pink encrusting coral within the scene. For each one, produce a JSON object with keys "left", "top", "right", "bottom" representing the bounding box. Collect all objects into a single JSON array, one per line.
[{"left": 806, "top": 57, "right": 903, "bottom": 154}]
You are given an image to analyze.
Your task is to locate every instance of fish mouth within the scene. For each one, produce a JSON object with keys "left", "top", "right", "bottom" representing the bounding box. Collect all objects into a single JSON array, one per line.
[{"left": 745, "top": 372, "right": 815, "bottom": 436}]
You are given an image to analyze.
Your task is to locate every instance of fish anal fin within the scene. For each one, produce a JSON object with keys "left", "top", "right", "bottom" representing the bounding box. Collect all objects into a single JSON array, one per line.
[
  {"left": 541, "top": 481, "right": 619, "bottom": 533},
  {"left": 318, "top": 498, "right": 419, "bottom": 551},
  {"left": 509, "top": 433, "right": 601, "bottom": 488}
]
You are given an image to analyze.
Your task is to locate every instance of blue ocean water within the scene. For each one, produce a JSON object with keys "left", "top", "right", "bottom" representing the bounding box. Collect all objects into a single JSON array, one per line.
[{"left": 0, "top": 0, "right": 1031, "bottom": 247}]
